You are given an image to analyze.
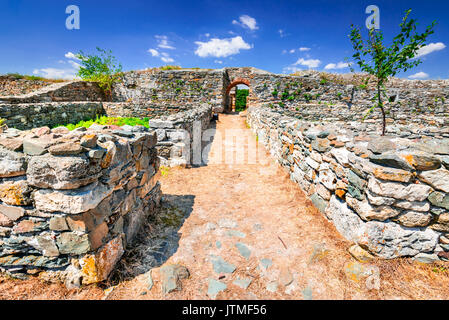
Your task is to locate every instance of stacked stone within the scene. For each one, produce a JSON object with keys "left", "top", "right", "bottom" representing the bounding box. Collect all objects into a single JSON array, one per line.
[
  {"left": 248, "top": 106, "right": 449, "bottom": 261},
  {"left": 149, "top": 104, "right": 213, "bottom": 167},
  {"left": 0, "top": 123, "right": 161, "bottom": 284},
  {"left": 109, "top": 68, "right": 225, "bottom": 115},
  {"left": 0, "top": 102, "right": 105, "bottom": 130}
]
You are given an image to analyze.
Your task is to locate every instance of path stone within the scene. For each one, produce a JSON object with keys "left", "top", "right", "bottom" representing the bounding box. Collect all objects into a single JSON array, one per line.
[
  {"left": 218, "top": 218, "right": 238, "bottom": 229},
  {"left": 266, "top": 281, "right": 278, "bottom": 293},
  {"left": 226, "top": 230, "right": 246, "bottom": 238},
  {"left": 302, "top": 286, "right": 313, "bottom": 300},
  {"left": 210, "top": 255, "right": 236, "bottom": 274},
  {"left": 160, "top": 264, "right": 190, "bottom": 294},
  {"left": 348, "top": 244, "right": 375, "bottom": 263},
  {"left": 145, "top": 270, "right": 153, "bottom": 291},
  {"left": 235, "top": 242, "right": 251, "bottom": 260},
  {"left": 233, "top": 278, "right": 252, "bottom": 289},
  {"left": 279, "top": 268, "right": 294, "bottom": 286},
  {"left": 260, "top": 258, "right": 273, "bottom": 270},
  {"left": 207, "top": 279, "right": 227, "bottom": 299}
]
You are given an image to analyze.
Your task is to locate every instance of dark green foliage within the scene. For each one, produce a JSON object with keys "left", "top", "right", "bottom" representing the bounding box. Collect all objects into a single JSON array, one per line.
[{"left": 235, "top": 88, "right": 249, "bottom": 112}]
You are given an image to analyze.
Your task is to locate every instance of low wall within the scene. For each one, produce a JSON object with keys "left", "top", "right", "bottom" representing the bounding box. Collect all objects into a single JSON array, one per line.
[
  {"left": 248, "top": 106, "right": 449, "bottom": 261},
  {"left": 112, "top": 69, "right": 226, "bottom": 113},
  {"left": 148, "top": 103, "right": 213, "bottom": 167},
  {"left": 0, "top": 124, "right": 161, "bottom": 285},
  {"left": 0, "top": 102, "right": 105, "bottom": 130},
  {"left": 0, "top": 81, "right": 105, "bottom": 104}
]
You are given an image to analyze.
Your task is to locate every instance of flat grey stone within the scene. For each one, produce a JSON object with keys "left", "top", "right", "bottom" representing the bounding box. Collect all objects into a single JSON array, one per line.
[
  {"left": 233, "top": 278, "right": 252, "bottom": 289},
  {"left": 207, "top": 279, "right": 227, "bottom": 299},
  {"left": 235, "top": 242, "right": 251, "bottom": 260},
  {"left": 260, "top": 258, "right": 273, "bottom": 270},
  {"left": 226, "top": 230, "right": 246, "bottom": 238},
  {"left": 210, "top": 255, "right": 236, "bottom": 274},
  {"left": 266, "top": 281, "right": 278, "bottom": 293}
]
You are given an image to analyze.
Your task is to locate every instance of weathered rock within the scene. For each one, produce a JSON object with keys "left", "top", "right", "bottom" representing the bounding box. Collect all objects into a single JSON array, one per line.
[
  {"left": 394, "top": 211, "right": 433, "bottom": 227},
  {"left": 310, "top": 193, "right": 328, "bottom": 213},
  {"left": 325, "top": 196, "right": 363, "bottom": 242},
  {"left": 160, "top": 264, "right": 190, "bottom": 294},
  {"left": 393, "top": 200, "right": 430, "bottom": 212},
  {"left": 27, "top": 155, "right": 101, "bottom": 190},
  {"left": 368, "top": 177, "right": 432, "bottom": 202},
  {"left": 367, "top": 137, "right": 397, "bottom": 155},
  {"left": 56, "top": 232, "right": 91, "bottom": 255},
  {"left": 428, "top": 192, "right": 449, "bottom": 210},
  {"left": 371, "top": 166, "right": 414, "bottom": 183},
  {"left": 398, "top": 150, "right": 441, "bottom": 171},
  {"left": 348, "top": 244, "right": 375, "bottom": 262},
  {"left": 357, "top": 221, "right": 439, "bottom": 259},
  {"left": 312, "top": 138, "right": 331, "bottom": 152},
  {"left": 78, "top": 236, "right": 124, "bottom": 284},
  {"left": 80, "top": 134, "right": 98, "bottom": 148},
  {"left": 369, "top": 151, "right": 414, "bottom": 171},
  {"left": 346, "top": 195, "right": 400, "bottom": 221},
  {"left": 48, "top": 142, "right": 84, "bottom": 155},
  {"left": 0, "top": 177, "right": 31, "bottom": 206},
  {"left": 0, "top": 148, "right": 27, "bottom": 178},
  {"left": 23, "top": 136, "right": 54, "bottom": 156},
  {"left": 419, "top": 168, "right": 449, "bottom": 193},
  {"left": 33, "top": 182, "right": 112, "bottom": 214},
  {"left": 0, "top": 203, "right": 25, "bottom": 227}
]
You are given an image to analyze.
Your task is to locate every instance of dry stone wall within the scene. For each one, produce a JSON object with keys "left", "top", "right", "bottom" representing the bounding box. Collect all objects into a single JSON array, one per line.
[
  {"left": 110, "top": 68, "right": 226, "bottom": 115},
  {"left": 0, "top": 102, "right": 104, "bottom": 130},
  {"left": 149, "top": 103, "right": 213, "bottom": 167},
  {"left": 248, "top": 106, "right": 449, "bottom": 261},
  {"left": 0, "top": 124, "right": 161, "bottom": 284}
]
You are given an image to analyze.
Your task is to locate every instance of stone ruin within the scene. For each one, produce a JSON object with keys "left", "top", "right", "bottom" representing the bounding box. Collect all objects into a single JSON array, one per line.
[{"left": 0, "top": 67, "right": 448, "bottom": 284}]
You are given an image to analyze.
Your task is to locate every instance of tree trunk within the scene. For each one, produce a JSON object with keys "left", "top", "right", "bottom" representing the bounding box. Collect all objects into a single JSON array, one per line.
[{"left": 377, "top": 84, "right": 386, "bottom": 136}]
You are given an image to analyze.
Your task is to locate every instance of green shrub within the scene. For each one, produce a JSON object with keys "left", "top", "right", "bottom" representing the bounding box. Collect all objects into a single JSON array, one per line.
[
  {"left": 55, "top": 115, "right": 150, "bottom": 131},
  {"left": 76, "top": 47, "right": 123, "bottom": 99}
]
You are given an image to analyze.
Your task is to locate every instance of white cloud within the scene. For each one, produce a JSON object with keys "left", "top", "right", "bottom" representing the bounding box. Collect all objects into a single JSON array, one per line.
[
  {"left": 279, "top": 29, "right": 286, "bottom": 38},
  {"left": 232, "top": 15, "right": 258, "bottom": 31},
  {"left": 408, "top": 72, "right": 429, "bottom": 79},
  {"left": 294, "top": 58, "right": 321, "bottom": 69},
  {"left": 324, "top": 62, "right": 350, "bottom": 70},
  {"left": 214, "top": 60, "right": 223, "bottom": 64},
  {"left": 299, "top": 47, "right": 311, "bottom": 52},
  {"left": 33, "top": 68, "right": 77, "bottom": 80},
  {"left": 161, "top": 56, "right": 174, "bottom": 63},
  {"left": 282, "top": 66, "right": 302, "bottom": 74},
  {"left": 205, "top": 33, "right": 210, "bottom": 38},
  {"left": 289, "top": 49, "right": 295, "bottom": 54},
  {"left": 33, "top": 52, "right": 81, "bottom": 80},
  {"left": 155, "top": 35, "right": 175, "bottom": 50},
  {"left": 415, "top": 42, "right": 445, "bottom": 58},
  {"left": 148, "top": 49, "right": 160, "bottom": 57},
  {"left": 195, "top": 36, "right": 252, "bottom": 58},
  {"left": 282, "top": 49, "right": 287, "bottom": 54},
  {"left": 64, "top": 52, "right": 80, "bottom": 60}
]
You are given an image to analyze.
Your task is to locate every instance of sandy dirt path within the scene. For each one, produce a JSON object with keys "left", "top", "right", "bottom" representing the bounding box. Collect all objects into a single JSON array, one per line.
[
  {"left": 106, "top": 114, "right": 449, "bottom": 300},
  {"left": 2, "top": 114, "right": 449, "bottom": 300}
]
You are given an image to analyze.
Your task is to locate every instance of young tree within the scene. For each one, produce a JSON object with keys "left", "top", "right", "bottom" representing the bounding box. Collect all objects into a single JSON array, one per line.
[
  {"left": 76, "top": 47, "right": 123, "bottom": 100},
  {"left": 349, "top": 9, "right": 436, "bottom": 135}
]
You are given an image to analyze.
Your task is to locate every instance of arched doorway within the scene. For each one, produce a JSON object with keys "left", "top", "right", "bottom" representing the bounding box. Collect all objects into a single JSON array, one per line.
[{"left": 225, "top": 78, "right": 251, "bottom": 113}]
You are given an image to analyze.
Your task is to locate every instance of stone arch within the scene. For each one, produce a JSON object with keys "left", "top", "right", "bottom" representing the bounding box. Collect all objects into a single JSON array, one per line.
[
  {"left": 224, "top": 78, "right": 251, "bottom": 113},
  {"left": 226, "top": 78, "right": 251, "bottom": 95}
]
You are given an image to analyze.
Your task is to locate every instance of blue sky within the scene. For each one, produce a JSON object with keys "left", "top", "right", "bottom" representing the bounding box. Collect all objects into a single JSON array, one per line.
[{"left": 0, "top": 0, "right": 448, "bottom": 79}]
